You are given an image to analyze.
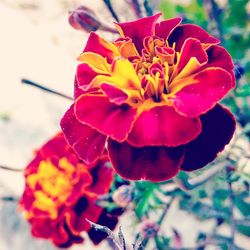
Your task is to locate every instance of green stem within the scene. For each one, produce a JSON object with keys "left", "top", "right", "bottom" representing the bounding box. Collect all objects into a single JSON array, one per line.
[
  {"left": 103, "top": 0, "right": 120, "bottom": 22},
  {"left": 143, "top": 0, "right": 153, "bottom": 16},
  {"left": 174, "top": 160, "right": 230, "bottom": 191}
]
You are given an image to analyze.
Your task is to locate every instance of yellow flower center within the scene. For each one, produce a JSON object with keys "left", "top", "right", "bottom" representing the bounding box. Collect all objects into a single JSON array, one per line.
[
  {"left": 26, "top": 158, "right": 77, "bottom": 219},
  {"left": 78, "top": 35, "right": 204, "bottom": 109}
]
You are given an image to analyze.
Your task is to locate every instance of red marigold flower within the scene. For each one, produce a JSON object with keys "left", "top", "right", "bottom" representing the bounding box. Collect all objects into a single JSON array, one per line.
[
  {"left": 61, "top": 13, "right": 236, "bottom": 182},
  {"left": 19, "top": 133, "right": 118, "bottom": 248}
]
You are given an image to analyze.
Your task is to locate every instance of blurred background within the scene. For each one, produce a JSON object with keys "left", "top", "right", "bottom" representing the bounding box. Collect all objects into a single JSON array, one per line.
[{"left": 0, "top": 0, "right": 249, "bottom": 249}]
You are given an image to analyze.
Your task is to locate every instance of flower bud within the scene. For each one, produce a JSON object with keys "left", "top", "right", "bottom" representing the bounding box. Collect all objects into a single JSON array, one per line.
[
  {"left": 69, "top": 6, "right": 101, "bottom": 33},
  {"left": 140, "top": 219, "right": 159, "bottom": 239},
  {"left": 112, "top": 185, "right": 134, "bottom": 207}
]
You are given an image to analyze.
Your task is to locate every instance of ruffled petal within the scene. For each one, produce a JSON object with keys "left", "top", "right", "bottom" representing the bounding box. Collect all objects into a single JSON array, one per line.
[
  {"left": 127, "top": 105, "right": 201, "bottom": 147},
  {"left": 114, "top": 13, "right": 161, "bottom": 52},
  {"left": 83, "top": 32, "right": 120, "bottom": 63},
  {"left": 168, "top": 24, "right": 220, "bottom": 51},
  {"left": 181, "top": 104, "right": 236, "bottom": 171},
  {"left": 174, "top": 38, "right": 208, "bottom": 79},
  {"left": 74, "top": 76, "right": 86, "bottom": 100},
  {"left": 70, "top": 195, "right": 102, "bottom": 232},
  {"left": 76, "top": 63, "right": 99, "bottom": 91},
  {"left": 204, "top": 45, "right": 234, "bottom": 71},
  {"left": 60, "top": 105, "right": 106, "bottom": 163},
  {"left": 100, "top": 83, "right": 129, "bottom": 105},
  {"left": 88, "top": 159, "right": 114, "bottom": 195},
  {"left": 75, "top": 94, "right": 137, "bottom": 142},
  {"left": 172, "top": 68, "right": 234, "bottom": 117},
  {"left": 108, "top": 140, "right": 185, "bottom": 182},
  {"left": 155, "top": 17, "right": 182, "bottom": 40},
  {"left": 201, "top": 45, "right": 236, "bottom": 85}
]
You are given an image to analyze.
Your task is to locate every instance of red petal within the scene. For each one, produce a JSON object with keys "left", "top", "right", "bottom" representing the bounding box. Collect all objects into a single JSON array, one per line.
[
  {"left": 83, "top": 32, "right": 119, "bottom": 63},
  {"left": 36, "top": 132, "right": 70, "bottom": 159},
  {"left": 127, "top": 105, "right": 201, "bottom": 147},
  {"left": 74, "top": 76, "right": 85, "bottom": 100},
  {"left": 76, "top": 63, "right": 98, "bottom": 91},
  {"left": 168, "top": 24, "right": 220, "bottom": 51},
  {"left": 115, "top": 13, "right": 161, "bottom": 52},
  {"left": 181, "top": 104, "right": 236, "bottom": 171},
  {"left": 60, "top": 105, "right": 106, "bottom": 163},
  {"left": 100, "top": 83, "right": 129, "bottom": 105},
  {"left": 88, "top": 158, "right": 114, "bottom": 195},
  {"left": 202, "top": 45, "right": 236, "bottom": 85},
  {"left": 205, "top": 45, "right": 234, "bottom": 71},
  {"left": 177, "top": 38, "right": 207, "bottom": 73},
  {"left": 75, "top": 95, "right": 137, "bottom": 142},
  {"left": 173, "top": 68, "right": 234, "bottom": 117},
  {"left": 70, "top": 195, "right": 102, "bottom": 232},
  {"left": 108, "top": 140, "right": 185, "bottom": 182},
  {"left": 155, "top": 17, "right": 182, "bottom": 40},
  {"left": 31, "top": 218, "right": 55, "bottom": 239}
]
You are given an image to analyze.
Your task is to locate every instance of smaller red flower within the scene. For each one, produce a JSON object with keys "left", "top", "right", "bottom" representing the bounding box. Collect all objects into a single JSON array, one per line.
[{"left": 19, "top": 133, "right": 118, "bottom": 248}]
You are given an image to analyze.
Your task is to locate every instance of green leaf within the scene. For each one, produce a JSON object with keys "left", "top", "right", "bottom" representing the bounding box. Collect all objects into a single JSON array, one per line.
[
  {"left": 235, "top": 85, "right": 250, "bottom": 97},
  {"left": 155, "top": 236, "right": 170, "bottom": 249},
  {"left": 135, "top": 183, "right": 157, "bottom": 219},
  {"left": 236, "top": 221, "right": 250, "bottom": 237},
  {"left": 234, "top": 197, "right": 250, "bottom": 217}
]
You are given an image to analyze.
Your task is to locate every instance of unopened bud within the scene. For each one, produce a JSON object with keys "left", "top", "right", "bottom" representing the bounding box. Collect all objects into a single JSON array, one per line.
[
  {"left": 69, "top": 6, "right": 101, "bottom": 33},
  {"left": 140, "top": 219, "right": 159, "bottom": 239},
  {"left": 112, "top": 185, "right": 134, "bottom": 208}
]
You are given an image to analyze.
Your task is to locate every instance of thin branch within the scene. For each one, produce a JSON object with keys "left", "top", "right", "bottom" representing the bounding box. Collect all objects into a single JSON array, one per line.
[
  {"left": 118, "top": 227, "right": 127, "bottom": 250},
  {"left": 203, "top": 0, "right": 224, "bottom": 43},
  {"left": 129, "top": 0, "right": 143, "bottom": 18},
  {"left": 143, "top": 0, "right": 153, "bottom": 16},
  {"left": 158, "top": 197, "right": 174, "bottom": 225},
  {"left": 226, "top": 167, "right": 236, "bottom": 249},
  {"left": 86, "top": 219, "right": 123, "bottom": 250},
  {"left": 0, "top": 196, "right": 19, "bottom": 202},
  {"left": 0, "top": 165, "right": 23, "bottom": 172},
  {"left": 103, "top": 0, "right": 120, "bottom": 22},
  {"left": 174, "top": 160, "right": 230, "bottom": 191},
  {"left": 169, "top": 238, "right": 224, "bottom": 250},
  {"left": 21, "top": 78, "right": 73, "bottom": 101}
]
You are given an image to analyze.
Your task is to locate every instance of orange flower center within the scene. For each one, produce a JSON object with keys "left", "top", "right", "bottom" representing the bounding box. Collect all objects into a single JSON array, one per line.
[{"left": 78, "top": 35, "right": 204, "bottom": 109}]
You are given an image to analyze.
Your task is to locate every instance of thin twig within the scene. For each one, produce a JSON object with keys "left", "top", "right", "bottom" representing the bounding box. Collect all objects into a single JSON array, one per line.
[
  {"left": 158, "top": 197, "right": 174, "bottom": 225},
  {"left": 174, "top": 160, "right": 230, "bottom": 191},
  {"left": 0, "top": 165, "right": 23, "bottom": 172},
  {"left": 203, "top": 0, "right": 224, "bottom": 43},
  {"left": 169, "top": 238, "right": 224, "bottom": 250},
  {"left": 86, "top": 219, "right": 122, "bottom": 250},
  {"left": 143, "top": 0, "right": 153, "bottom": 16},
  {"left": 140, "top": 197, "right": 175, "bottom": 249},
  {"left": 226, "top": 167, "right": 236, "bottom": 249},
  {"left": 118, "top": 227, "right": 127, "bottom": 250},
  {"left": 129, "top": 0, "right": 143, "bottom": 18},
  {"left": 21, "top": 78, "right": 73, "bottom": 100},
  {"left": 0, "top": 196, "right": 19, "bottom": 202},
  {"left": 103, "top": 0, "right": 120, "bottom": 22}
]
